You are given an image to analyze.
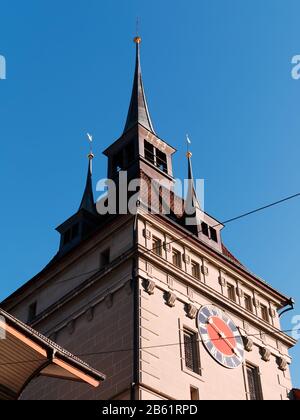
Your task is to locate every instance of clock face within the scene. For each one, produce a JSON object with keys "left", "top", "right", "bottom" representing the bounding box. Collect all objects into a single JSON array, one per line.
[{"left": 197, "top": 305, "right": 244, "bottom": 369}]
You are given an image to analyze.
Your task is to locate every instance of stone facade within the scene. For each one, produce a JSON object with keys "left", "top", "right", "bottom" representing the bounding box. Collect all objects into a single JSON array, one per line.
[{"left": 1, "top": 207, "right": 295, "bottom": 400}]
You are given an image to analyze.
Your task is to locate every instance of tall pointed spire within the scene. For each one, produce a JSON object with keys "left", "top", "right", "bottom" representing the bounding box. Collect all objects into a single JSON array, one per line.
[
  {"left": 186, "top": 134, "right": 201, "bottom": 212},
  {"left": 79, "top": 149, "right": 97, "bottom": 215},
  {"left": 123, "top": 37, "right": 156, "bottom": 134},
  {"left": 186, "top": 150, "right": 201, "bottom": 213}
]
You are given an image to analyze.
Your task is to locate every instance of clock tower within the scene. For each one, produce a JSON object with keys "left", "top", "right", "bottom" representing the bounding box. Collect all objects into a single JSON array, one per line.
[{"left": 1, "top": 38, "right": 296, "bottom": 400}]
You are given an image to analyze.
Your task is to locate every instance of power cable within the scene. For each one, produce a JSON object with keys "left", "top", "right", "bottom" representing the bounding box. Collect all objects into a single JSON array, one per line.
[{"left": 0, "top": 328, "right": 298, "bottom": 368}]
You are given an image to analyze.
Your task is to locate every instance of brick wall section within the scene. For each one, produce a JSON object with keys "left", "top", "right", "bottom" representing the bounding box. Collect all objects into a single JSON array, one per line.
[{"left": 140, "top": 170, "right": 184, "bottom": 216}]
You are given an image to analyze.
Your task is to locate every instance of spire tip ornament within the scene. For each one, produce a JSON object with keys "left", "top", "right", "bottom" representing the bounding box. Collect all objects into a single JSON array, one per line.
[
  {"left": 186, "top": 134, "right": 192, "bottom": 158},
  {"left": 86, "top": 133, "right": 95, "bottom": 160},
  {"left": 134, "top": 36, "right": 142, "bottom": 44}
]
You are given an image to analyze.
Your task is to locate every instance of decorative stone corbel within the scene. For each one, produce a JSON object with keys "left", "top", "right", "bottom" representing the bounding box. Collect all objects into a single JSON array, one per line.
[
  {"left": 186, "top": 303, "right": 197, "bottom": 320},
  {"left": 144, "top": 279, "right": 156, "bottom": 295},
  {"left": 260, "top": 347, "right": 271, "bottom": 362},
  {"left": 242, "top": 335, "right": 253, "bottom": 352},
  {"left": 165, "top": 291, "right": 177, "bottom": 308},
  {"left": 277, "top": 357, "right": 288, "bottom": 371}
]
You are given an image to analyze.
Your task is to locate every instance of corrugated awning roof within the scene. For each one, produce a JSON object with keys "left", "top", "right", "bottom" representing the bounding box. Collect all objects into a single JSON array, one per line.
[{"left": 0, "top": 309, "right": 106, "bottom": 400}]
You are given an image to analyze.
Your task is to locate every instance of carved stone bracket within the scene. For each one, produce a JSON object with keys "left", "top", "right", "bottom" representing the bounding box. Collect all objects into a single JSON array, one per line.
[
  {"left": 277, "top": 357, "right": 288, "bottom": 371},
  {"left": 165, "top": 291, "right": 177, "bottom": 308},
  {"left": 186, "top": 303, "right": 197, "bottom": 320},
  {"left": 144, "top": 279, "right": 156, "bottom": 295},
  {"left": 242, "top": 335, "right": 253, "bottom": 352},
  {"left": 260, "top": 347, "right": 271, "bottom": 362}
]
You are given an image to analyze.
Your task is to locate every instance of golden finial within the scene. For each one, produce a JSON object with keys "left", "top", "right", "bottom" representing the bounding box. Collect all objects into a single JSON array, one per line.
[
  {"left": 186, "top": 151, "right": 192, "bottom": 159},
  {"left": 134, "top": 36, "right": 142, "bottom": 44}
]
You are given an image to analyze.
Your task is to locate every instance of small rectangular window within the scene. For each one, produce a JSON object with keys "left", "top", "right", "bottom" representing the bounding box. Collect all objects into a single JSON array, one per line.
[
  {"left": 28, "top": 302, "right": 37, "bottom": 323},
  {"left": 144, "top": 140, "right": 155, "bottom": 165},
  {"left": 201, "top": 222, "right": 209, "bottom": 237},
  {"left": 100, "top": 249, "right": 110, "bottom": 268},
  {"left": 152, "top": 236, "right": 162, "bottom": 257},
  {"left": 172, "top": 249, "right": 182, "bottom": 268},
  {"left": 191, "top": 261, "right": 200, "bottom": 279},
  {"left": 244, "top": 294, "right": 253, "bottom": 312},
  {"left": 190, "top": 386, "right": 199, "bottom": 400},
  {"left": 156, "top": 149, "right": 168, "bottom": 173},
  {"left": 210, "top": 227, "right": 218, "bottom": 242},
  {"left": 227, "top": 283, "right": 236, "bottom": 302},
  {"left": 261, "top": 305, "right": 269, "bottom": 323},
  {"left": 183, "top": 329, "right": 200, "bottom": 374},
  {"left": 246, "top": 364, "right": 262, "bottom": 400}
]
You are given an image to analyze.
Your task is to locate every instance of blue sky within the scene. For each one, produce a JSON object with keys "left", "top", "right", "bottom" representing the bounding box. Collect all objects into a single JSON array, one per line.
[{"left": 0, "top": 0, "right": 299, "bottom": 387}]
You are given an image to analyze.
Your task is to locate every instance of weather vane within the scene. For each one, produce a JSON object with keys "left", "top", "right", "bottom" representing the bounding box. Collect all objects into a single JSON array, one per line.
[
  {"left": 86, "top": 133, "right": 94, "bottom": 160},
  {"left": 186, "top": 134, "right": 192, "bottom": 158},
  {"left": 134, "top": 17, "right": 141, "bottom": 44}
]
